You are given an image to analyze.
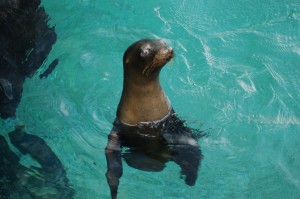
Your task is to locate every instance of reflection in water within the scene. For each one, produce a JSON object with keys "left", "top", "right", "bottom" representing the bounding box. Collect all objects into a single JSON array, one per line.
[
  {"left": 0, "top": 126, "right": 74, "bottom": 198},
  {"left": 0, "top": 1, "right": 74, "bottom": 198},
  {"left": 105, "top": 109, "right": 204, "bottom": 199},
  {"left": 0, "top": 0, "right": 58, "bottom": 119}
]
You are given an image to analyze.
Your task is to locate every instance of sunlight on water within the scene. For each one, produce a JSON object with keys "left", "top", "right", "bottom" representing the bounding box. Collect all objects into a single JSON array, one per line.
[{"left": 1, "top": 0, "right": 300, "bottom": 198}]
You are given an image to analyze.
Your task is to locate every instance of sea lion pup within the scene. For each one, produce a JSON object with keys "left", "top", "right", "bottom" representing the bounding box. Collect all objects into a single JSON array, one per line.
[{"left": 105, "top": 39, "right": 202, "bottom": 199}]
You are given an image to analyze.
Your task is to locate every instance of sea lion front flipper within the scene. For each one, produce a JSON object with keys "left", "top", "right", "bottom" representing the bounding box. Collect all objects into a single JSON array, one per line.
[
  {"left": 171, "top": 144, "right": 202, "bottom": 186},
  {"left": 162, "top": 118, "right": 203, "bottom": 186},
  {"left": 0, "top": 78, "right": 13, "bottom": 100},
  {"left": 105, "top": 126, "right": 123, "bottom": 199}
]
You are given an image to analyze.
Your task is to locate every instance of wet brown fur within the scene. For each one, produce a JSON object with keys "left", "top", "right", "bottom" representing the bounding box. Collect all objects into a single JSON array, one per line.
[{"left": 117, "top": 39, "right": 173, "bottom": 125}]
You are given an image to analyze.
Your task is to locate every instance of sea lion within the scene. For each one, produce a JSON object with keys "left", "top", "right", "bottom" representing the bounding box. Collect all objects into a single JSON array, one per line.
[{"left": 105, "top": 39, "right": 203, "bottom": 199}]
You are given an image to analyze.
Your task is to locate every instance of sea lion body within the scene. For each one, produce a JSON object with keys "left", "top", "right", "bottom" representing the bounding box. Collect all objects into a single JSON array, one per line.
[{"left": 105, "top": 39, "right": 202, "bottom": 199}]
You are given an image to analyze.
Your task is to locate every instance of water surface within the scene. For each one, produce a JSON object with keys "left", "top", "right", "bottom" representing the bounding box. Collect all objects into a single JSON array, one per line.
[{"left": 1, "top": 0, "right": 300, "bottom": 198}]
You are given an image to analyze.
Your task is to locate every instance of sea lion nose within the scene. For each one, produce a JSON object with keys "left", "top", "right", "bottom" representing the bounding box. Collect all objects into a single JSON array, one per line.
[{"left": 159, "top": 40, "right": 173, "bottom": 51}]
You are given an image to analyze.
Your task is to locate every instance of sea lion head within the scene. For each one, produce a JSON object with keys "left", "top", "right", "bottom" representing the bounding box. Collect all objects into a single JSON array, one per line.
[{"left": 123, "top": 39, "right": 173, "bottom": 79}]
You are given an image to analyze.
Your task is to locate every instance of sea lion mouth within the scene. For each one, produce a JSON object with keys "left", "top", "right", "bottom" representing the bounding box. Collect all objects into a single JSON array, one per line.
[{"left": 142, "top": 47, "right": 174, "bottom": 76}]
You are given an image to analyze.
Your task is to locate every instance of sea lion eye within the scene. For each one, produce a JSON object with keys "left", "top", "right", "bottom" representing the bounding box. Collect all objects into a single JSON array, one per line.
[{"left": 140, "top": 48, "right": 150, "bottom": 57}]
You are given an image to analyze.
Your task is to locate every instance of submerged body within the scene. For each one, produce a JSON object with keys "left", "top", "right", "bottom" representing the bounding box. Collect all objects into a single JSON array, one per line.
[{"left": 105, "top": 39, "right": 202, "bottom": 199}]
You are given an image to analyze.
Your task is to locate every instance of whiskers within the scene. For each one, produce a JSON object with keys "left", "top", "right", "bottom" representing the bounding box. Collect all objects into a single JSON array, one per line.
[{"left": 142, "top": 51, "right": 173, "bottom": 76}]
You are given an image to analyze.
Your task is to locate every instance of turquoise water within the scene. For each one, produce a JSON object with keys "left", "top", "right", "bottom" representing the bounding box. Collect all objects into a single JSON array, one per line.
[{"left": 1, "top": 0, "right": 300, "bottom": 198}]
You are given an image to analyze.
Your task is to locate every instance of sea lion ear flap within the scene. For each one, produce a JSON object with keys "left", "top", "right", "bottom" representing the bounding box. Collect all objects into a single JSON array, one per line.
[
  {"left": 123, "top": 50, "right": 130, "bottom": 66},
  {"left": 125, "top": 57, "right": 130, "bottom": 65}
]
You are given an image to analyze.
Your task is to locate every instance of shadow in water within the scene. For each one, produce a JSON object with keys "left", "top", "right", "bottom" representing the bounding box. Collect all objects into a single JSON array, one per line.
[
  {"left": 0, "top": 0, "right": 58, "bottom": 119},
  {"left": 0, "top": 126, "right": 74, "bottom": 198},
  {"left": 1, "top": 1, "right": 74, "bottom": 198},
  {"left": 105, "top": 109, "right": 204, "bottom": 199}
]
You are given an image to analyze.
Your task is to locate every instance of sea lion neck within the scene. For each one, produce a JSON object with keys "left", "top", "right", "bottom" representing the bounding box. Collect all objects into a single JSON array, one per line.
[
  {"left": 117, "top": 74, "right": 171, "bottom": 125},
  {"left": 123, "top": 64, "right": 161, "bottom": 88},
  {"left": 122, "top": 72, "right": 162, "bottom": 97}
]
